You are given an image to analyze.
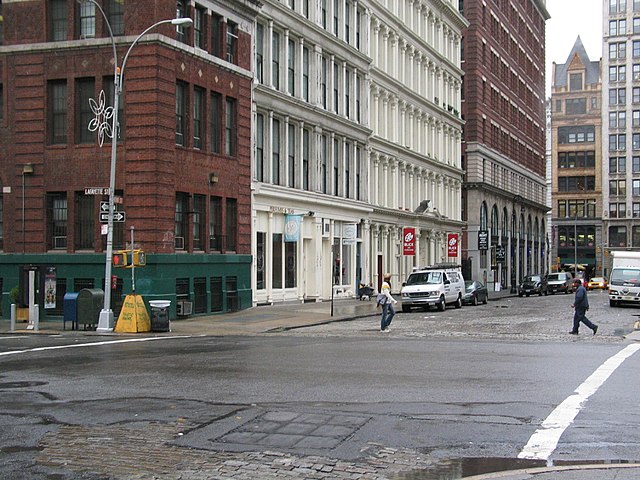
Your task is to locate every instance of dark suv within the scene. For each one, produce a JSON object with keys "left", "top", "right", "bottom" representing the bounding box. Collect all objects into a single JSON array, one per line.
[
  {"left": 518, "top": 274, "right": 547, "bottom": 297},
  {"left": 546, "top": 272, "right": 574, "bottom": 294}
]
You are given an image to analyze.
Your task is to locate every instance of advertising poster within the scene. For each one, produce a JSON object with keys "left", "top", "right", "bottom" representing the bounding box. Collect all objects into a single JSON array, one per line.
[
  {"left": 403, "top": 227, "right": 416, "bottom": 256},
  {"left": 447, "top": 233, "right": 459, "bottom": 258},
  {"left": 44, "top": 266, "right": 57, "bottom": 309}
]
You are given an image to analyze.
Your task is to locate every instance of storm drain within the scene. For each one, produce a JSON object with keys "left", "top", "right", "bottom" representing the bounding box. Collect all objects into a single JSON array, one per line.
[{"left": 176, "top": 408, "right": 372, "bottom": 458}]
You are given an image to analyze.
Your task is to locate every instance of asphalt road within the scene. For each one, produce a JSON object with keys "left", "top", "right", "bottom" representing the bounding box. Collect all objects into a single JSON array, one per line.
[{"left": 1, "top": 291, "right": 639, "bottom": 479}]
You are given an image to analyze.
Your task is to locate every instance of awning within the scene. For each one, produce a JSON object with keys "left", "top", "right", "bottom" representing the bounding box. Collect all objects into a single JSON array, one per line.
[{"left": 564, "top": 263, "right": 587, "bottom": 271}]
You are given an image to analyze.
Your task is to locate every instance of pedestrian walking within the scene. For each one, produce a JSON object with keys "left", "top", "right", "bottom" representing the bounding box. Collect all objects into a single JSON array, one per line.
[
  {"left": 570, "top": 278, "right": 598, "bottom": 335},
  {"left": 378, "top": 273, "right": 398, "bottom": 332}
]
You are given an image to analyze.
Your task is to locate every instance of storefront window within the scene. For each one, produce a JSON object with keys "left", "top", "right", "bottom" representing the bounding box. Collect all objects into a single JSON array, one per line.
[
  {"left": 256, "top": 232, "right": 265, "bottom": 290},
  {"left": 341, "top": 242, "right": 351, "bottom": 285},
  {"left": 285, "top": 241, "right": 297, "bottom": 288},
  {"left": 333, "top": 238, "right": 341, "bottom": 285},
  {"left": 272, "top": 233, "right": 283, "bottom": 288}
]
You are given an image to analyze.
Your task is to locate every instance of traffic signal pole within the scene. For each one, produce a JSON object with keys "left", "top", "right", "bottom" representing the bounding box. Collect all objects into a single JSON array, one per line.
[{"left": 130, "top": 226, "right": 136, "bottom": 294}]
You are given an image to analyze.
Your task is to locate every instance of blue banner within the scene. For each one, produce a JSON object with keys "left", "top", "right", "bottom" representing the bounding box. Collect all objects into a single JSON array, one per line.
[{"left": 284, "top": 215, "right": 302, "bottom": 242}]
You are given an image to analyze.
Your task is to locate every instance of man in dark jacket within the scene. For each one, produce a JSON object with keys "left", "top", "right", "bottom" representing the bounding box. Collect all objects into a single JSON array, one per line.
[{"left": 570, "top": 279, "right": 598, "bottom": 335}]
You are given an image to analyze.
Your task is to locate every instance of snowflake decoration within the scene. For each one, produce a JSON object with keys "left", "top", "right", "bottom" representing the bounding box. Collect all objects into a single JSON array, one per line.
[{"left": 88, "top": 90, "right": 115, "bottom": 147}]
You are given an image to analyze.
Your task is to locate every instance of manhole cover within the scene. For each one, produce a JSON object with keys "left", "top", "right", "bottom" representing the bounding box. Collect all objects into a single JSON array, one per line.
[{"left": 176, "top": 408, "right": 371, "bottom": 457}]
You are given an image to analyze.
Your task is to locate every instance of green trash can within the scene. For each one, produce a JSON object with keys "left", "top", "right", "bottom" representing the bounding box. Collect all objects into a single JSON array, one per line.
[{"left": 77, "top": 288, "right": 104, "bottom": 330}]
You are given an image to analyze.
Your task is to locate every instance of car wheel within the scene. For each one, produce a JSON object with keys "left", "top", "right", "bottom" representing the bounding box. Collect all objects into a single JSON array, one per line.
[
  {"left": 402, "top": 304, "right": 411, "bottom": 313},
  {"left": 518, "top": 293, "right": 523, "bottom": 297},
  {"left": 472, "top": 295, "right": 478, "bottom": 306},
  {"left": 538, "top": 290, "right": 543, "bottom": 296},
  {"left": 526, "top": 293, "right": 530, "bottom": 297},
  {"left": 438, "top": 296, "right": 446, "bottom": 311}
]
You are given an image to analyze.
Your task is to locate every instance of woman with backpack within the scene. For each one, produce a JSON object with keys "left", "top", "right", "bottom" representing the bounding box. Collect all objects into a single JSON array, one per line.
[{"left": 377, "top": 273, "right": 398, "bottom": 332}]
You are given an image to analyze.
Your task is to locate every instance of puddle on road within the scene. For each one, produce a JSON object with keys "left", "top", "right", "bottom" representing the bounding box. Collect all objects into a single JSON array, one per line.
[
  {"left": 394, "top": 457, "right": 639, "bottom": 479},
  {"left": 395, "top": 457, "right": 544, "bottom": 479}
]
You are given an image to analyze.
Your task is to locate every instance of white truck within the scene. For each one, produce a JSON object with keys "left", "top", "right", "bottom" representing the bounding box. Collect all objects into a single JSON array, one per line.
[
  {"left": 400, "top": 264, "right": 465, "bottom": 312},
  {"left": 608, "top": 251, "right": 640, "bottom": 307}
]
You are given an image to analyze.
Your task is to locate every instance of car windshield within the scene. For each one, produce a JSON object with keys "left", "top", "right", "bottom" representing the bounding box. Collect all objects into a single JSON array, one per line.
[
  {"left": 465, "top": 281, "right": 474, "bottom": 291},
  {"left": 610, "top": 269, "right": 640, "bottom": 286},
  {"left": 524, "top": 276, "right": 540, "bottom": 283},
  {"left": 590, "top": 277, "right": 604, "bottom": 282},
  {"left": 406, "top": 271, "right": 443, "bottom": 285},
  {"left": 547, "top": 274, "right": 562, "bottom": 281}
]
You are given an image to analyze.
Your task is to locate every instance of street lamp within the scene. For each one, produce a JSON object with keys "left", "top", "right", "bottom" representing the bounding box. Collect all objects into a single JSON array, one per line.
[
  {"left": 573, "top": 212, "right": 578, "bottom": 279},
  {"left": 80, "top": 0, "right": 193, "bottom": 332}
]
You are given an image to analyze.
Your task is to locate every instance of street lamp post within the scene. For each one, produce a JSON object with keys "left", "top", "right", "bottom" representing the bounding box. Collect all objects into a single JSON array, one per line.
[
  {"left": 81, "top": 0, "right": 193, "bottom": 332},
  {"left": 573, "top": 214, "right": 578, "bottom": 279}
]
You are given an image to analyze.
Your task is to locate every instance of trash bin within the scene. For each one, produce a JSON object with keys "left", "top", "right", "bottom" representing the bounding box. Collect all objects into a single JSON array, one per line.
[
  {"left": 63, "top": 292, "right": 79, "bottom": 330},
  {"left": 77, "top": 288, "right": 104, "bottom": 330},
  {"left": 149, "top": 300, "right": 171, "bottom": 332}
]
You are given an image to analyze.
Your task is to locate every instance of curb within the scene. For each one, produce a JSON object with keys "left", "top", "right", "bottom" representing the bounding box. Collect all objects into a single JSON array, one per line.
[{"left": 463, "top": 463, "right": 640, "bottom": 480}]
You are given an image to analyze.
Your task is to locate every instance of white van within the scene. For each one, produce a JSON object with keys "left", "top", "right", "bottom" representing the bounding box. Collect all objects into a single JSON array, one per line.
[
  {"left": 609, "top": 251, "right": 640, "bottom": 307},
  {"left": 400, "top": 264, "right": 465, "bottom": 312}
]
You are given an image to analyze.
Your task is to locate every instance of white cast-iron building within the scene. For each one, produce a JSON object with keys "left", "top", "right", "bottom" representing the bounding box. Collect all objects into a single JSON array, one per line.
[{"left": 252, "top": 0, "right": 467, "bottom": 304}]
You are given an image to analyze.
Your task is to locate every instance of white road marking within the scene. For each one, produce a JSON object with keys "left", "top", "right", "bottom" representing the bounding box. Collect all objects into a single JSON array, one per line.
[
  {"left": 0, "top": 336, "right": 195, "bottom": 357},
  {"left": 518, "top": 343, "right": 640, "bottom": 461}
]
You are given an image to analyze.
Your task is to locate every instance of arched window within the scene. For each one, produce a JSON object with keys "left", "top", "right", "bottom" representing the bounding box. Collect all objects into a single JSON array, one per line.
[
  {"left": 480, "top": 202, "right": 488, "bottom": 230},
  {"left": 502, "top": 207, "right": 508, "bottom": 241},
  {"left": 491, "top": 205, "right": 499, "bottom": 236}
]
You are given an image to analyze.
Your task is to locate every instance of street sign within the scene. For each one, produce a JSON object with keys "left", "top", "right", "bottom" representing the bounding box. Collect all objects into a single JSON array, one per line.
[
  {"left": 100, "top": 201, "right": 115, "bottom": 212},
  {"left": 478, "top": 230, "right": 489, "bottom": 251},
  {"left": 100, "top": 211, "right": 126, "bottom": 223},
  {"left": 85, "top": 187, "right": 111, "bottom": 195}
]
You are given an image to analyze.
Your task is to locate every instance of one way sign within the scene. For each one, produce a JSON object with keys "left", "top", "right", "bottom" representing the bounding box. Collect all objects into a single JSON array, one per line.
[
  {"left": 100, "top": 211, "right": 126, "bottom": 223},
  {"left": 100, "top": 201, "right": 115, "bottom": 212}
]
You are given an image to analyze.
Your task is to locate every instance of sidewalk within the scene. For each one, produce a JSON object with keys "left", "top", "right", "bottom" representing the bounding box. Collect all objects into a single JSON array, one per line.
[{"left": 2, "top": 289, "right": 518, "bottom": 336}]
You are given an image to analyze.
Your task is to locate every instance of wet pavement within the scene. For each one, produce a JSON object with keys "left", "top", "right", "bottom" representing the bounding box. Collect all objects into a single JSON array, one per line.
[{"left": 3, "top": 290, "right": 640, "bottom": 479}]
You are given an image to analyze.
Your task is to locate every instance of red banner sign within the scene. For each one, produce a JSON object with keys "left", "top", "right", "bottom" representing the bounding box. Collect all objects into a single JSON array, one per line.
[
  {"left": 403, "top": 227, "right": 416, "bottom": 256},
  {"left": 447, "top": 233, "right": 459, "bottom": 257}
]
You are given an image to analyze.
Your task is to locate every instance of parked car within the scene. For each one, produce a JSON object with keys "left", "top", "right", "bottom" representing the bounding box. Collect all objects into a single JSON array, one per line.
[
  {"left": 587, "top": 276, "right": 608, "bottom": 290},
  {"left": 462, "top": 280, "right": 488, "bottom": 306},
  {"left": 518, "top": 274, "right": 547, "bottom": 297},
  {"left": 546, "top": 272, "right": 574, "bottom": 294}
]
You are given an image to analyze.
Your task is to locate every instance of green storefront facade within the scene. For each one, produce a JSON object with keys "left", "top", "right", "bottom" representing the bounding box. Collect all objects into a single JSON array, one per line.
[{"left": 0, "top": 252, "right": 252, "bottom": 323}]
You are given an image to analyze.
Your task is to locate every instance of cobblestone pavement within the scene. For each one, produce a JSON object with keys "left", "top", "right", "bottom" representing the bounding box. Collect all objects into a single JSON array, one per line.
[
  {"left": 37, "top": 421, "right": 436, "bottom": 479},
  {"left": 276, "top": 294, "right": 632, "bottom": 345}
]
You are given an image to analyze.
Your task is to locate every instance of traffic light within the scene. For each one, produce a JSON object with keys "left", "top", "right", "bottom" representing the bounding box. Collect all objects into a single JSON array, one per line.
[
  {"left": 132, "top": 250, "right": 146, "bottom": 267},
  {"left": 112, "top": 251, "right": 129, "bottom": 267}
]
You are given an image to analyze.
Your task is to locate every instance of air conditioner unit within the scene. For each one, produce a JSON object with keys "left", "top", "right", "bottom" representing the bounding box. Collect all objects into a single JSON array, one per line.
[
  {"left": 175, "top": 236, "right": 185, "bottom": 250},
  {"left": 54, "top": 236, "right": 67, "bottom": 249},
  {"left": 176, "top": 300, "right": 193, "bottom": 316}
]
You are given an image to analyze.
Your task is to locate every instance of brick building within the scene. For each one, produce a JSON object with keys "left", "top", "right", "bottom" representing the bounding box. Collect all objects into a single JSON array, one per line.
[
  {"left": 460, "top": 0, "right": 550, "bottom": 291},
  {"left": 0, "top": 0, "right": 259, "bottom": 320}
]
